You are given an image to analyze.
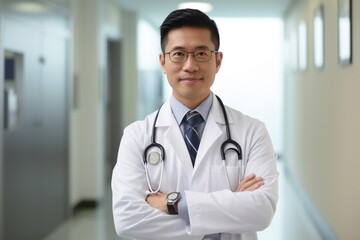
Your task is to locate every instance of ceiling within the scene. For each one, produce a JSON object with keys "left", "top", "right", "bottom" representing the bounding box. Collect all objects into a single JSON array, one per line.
[
  {"left": 1, "top": 0, "right": 296, "bottom": 28},
  {"left": 114, "top": 0, "right": 296, "bottom": 26},
  {"left": 2, "top": 0, "right": 70, "bottom": 19}
]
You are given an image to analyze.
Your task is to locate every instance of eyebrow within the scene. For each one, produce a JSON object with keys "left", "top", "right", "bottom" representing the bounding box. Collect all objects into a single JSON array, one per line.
[{"left": 168, "top": 45, "right": 211, "bottom": 52}]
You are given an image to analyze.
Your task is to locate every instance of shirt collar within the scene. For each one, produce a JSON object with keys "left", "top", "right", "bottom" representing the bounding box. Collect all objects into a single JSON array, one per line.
[{"left": 170, "top": 93, "right": 213, "bottom": 125}]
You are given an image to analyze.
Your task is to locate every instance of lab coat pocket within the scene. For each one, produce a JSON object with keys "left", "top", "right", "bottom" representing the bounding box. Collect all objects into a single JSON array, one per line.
[{"left": 210, "top": 165, "right": 241, "bottom": 192}]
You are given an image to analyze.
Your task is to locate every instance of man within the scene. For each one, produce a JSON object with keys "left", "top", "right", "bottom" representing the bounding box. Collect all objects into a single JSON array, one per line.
[{"left": 112, "top": 8, "right": 278, "bottom": 240}]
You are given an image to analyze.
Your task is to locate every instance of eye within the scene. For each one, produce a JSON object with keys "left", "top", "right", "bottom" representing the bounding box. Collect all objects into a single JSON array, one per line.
[
  {"left": 171, "top": 50, "right": 186, "bottom": 58},
  {"left": 195, "top": 50, "right": 210, "bottom": 57}
]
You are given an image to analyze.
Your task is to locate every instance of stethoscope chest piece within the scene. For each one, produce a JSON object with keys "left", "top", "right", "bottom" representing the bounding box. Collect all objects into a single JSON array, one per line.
[
  {"left": 148, "top": 152, "right": 160, "bottom": 165},
  {"left": 143, "top": 96, "right": 243, "bottom": 193}
]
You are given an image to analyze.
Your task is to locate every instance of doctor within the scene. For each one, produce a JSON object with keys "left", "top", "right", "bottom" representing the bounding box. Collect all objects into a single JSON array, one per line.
[{"left": 112, "top": 8, "right": 278, "bottom": 240}]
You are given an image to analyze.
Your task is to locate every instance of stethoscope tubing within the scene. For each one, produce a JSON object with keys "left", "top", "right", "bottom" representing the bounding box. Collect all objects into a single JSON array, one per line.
[
  {"left": 144, "top": 95, "right": 243, "bottom": 193},
  {"left": 145, "top": 159, "right": 164, "bottom": 194}
]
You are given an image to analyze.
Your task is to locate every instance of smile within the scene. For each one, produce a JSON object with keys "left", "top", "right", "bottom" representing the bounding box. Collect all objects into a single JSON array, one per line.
[{"left": 179, "top": 76, "right": 202, "bottom": 83}]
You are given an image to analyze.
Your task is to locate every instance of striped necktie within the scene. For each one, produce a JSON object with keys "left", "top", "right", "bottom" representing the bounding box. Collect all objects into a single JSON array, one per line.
[{"left": 184, "top": 111, "right": 203, "bottom": 166}]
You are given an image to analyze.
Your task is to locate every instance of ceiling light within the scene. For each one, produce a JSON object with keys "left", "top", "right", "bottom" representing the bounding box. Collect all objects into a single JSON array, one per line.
[
  {"left": 178, "top": 2, "right": 213, "bottom": 13},
  {"left": 12, "top": 2, "right": 48, "bottom": 13}
]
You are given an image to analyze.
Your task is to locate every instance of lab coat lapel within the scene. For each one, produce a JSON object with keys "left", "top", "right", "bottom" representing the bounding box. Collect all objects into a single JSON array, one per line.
[
  {"left": 157, "top": 102, "right": 194, "bottom": 179},
  {"left": 166, "top": 122, "right": 194, "bottom": 178},
  {"left": 193, "top": 98, "right": 225, "bottom": 172}
]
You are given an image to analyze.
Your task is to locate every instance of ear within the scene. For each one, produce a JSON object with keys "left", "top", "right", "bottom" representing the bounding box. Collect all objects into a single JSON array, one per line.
[
  {"left": 215, "top": 51, "right": 223, "bottom": 73},
  {"left": 159, "top": 53, "right": 166, "bottom": 74}
]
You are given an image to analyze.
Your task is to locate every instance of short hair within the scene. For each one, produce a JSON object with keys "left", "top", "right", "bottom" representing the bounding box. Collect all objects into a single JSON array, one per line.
[{"left": 160, "top": 8, "right": 220, "bottom": 53}]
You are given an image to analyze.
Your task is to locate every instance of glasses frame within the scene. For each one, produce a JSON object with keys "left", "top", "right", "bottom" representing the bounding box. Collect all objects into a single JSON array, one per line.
[{"left": 165, "top": 49, "right": 218, "bottom": 63}]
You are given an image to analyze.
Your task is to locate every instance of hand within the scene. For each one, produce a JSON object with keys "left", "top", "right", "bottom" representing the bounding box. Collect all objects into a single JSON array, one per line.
[
  {"left": 236, "top": 173, "right": 264, "bottom": 192},
  {"left": 146, "top": 192, "right": 168, "bottom": 213}
]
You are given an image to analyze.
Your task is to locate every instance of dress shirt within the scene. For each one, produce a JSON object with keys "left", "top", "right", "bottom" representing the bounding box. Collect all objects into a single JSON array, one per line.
[{"left": 170, "top": 93, "right": 220, "bottom": 240}]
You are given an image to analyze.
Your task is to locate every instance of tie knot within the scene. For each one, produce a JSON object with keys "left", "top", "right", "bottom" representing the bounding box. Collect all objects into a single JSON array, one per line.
[{"left": 185, "top": 111, "right": 203, "bottom": 128}]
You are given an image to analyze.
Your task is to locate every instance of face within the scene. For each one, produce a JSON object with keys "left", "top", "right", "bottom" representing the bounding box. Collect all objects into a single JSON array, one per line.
[{"left": 160, "top": 27, "right": 223, "bottom": 109}]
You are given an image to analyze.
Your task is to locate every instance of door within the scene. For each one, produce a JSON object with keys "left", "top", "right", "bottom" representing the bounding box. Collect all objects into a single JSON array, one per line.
[
  {"left": 106, "top": 39, "right": 122, "bottom": 179},
  {"left": 2, "top": 15, "right": 69, "bottom": 240}
]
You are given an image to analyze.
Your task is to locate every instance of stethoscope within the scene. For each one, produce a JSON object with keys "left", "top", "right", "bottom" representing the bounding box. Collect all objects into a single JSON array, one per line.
[{"left": 144, "top": 95, "right": 243, "bottom": 194}]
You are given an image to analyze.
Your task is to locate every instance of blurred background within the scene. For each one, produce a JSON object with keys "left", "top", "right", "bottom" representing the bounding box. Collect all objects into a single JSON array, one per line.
[{"left": 0, "top": 0, "right": 359, "bottom": 239}]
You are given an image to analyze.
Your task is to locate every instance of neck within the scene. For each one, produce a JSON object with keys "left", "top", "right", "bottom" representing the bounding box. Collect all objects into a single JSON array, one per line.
[{"left": 173, "top": 93, "right": 210, "bottom": 110}]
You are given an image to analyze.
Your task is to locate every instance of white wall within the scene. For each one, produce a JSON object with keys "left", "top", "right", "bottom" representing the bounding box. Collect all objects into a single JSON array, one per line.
[
  {"left": 70, "top": 0, "right": 138, "bottom": 207},
  {"left": 71, "top": 0, "right": 103, "bottom": 206},
  {"left": 137, "top": 19, "right": 162, "bottom": 118},
  {"left": 284, "top": 0, "right": 360, "bottom": 239},
  {"left": 120, "top": 10, "right": 138, "bottom": 128},
  {"left": 212, "top": 18, "right": 284, "bottom": 154}
]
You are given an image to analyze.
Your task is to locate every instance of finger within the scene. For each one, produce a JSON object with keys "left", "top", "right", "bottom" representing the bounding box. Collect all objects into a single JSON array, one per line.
[
  {"left": 236, "top": 180, "right": 261, "bottom": 192},
  {"left": 241, "top": 173, "right": 256, "bottom": 183},
  {"left": 236, "top": 174, "right": 255, "bottom": 191},
  {"left": 239, "top": 174, "right": 259, "bottom": 188},
  {"left": 245, "top": 179, "right": 264, "bottom": 191},
  {"left": 236, "top": 176, "right": 264, "bottom": 192}
]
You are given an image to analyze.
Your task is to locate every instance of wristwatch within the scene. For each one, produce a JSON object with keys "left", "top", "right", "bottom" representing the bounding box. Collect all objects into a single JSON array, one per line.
[{"left": 166, "top": 192, "right": 181, "bottom": 214}]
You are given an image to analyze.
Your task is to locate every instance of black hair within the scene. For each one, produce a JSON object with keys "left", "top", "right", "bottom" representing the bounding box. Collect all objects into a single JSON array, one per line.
[{"left": 159, "top": 8, "right": 220, "bottom": 53}]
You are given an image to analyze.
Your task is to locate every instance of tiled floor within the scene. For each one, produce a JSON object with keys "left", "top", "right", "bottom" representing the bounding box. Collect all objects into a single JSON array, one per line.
[
  {"left": 44, "top": 161, "right": 319, "bottom": 240},
  {"left": 44, "top": 189, "right": 127, "bottom": 240}
]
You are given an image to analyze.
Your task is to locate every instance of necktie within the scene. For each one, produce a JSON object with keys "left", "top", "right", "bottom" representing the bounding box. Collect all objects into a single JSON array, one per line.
[{"left": 184, "top": 111, "right": 203, "bottom": 166}]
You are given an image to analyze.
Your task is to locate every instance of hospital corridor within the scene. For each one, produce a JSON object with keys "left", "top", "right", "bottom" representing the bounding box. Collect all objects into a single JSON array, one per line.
[
  {"left": 0, "top": 0, "right": 359, "bottom": 239},
  {"left": 43, "top": 161, "right": 314, "bottom": 240}
]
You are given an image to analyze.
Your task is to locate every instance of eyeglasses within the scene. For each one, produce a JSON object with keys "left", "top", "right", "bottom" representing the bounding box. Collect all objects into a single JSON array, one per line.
[{"left": 165, "top": 49, "right": 218, "bottom": 63}]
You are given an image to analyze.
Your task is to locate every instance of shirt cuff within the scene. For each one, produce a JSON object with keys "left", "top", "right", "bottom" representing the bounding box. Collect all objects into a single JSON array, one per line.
[{"left": 178, "top": 192, "right": 190, "bottom": 226}]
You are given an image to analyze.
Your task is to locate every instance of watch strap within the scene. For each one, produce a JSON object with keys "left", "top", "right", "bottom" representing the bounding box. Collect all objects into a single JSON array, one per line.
[{"left": 167, "top": 202, "right": 178, "bottom": 214}]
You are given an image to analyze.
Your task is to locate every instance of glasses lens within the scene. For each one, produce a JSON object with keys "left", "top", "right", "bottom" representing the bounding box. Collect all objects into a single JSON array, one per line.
[
  {"left": 169, "top": 50, "right": 186, "bottom": 62},
  {"left": 168, "top": 50, "right": 214, "bottom": 62},
  {"left": 194, "top": 50, "right": 212, "bottom": 62}
]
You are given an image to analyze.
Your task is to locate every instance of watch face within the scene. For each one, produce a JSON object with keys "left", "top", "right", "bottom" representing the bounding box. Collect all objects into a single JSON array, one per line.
[{"left": 168, "top": 192, "right": 179, "bottom": 200}]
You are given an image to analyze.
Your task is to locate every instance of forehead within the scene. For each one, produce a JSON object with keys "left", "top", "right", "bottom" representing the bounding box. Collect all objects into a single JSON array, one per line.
[{"left": 164, "top": 27, "right": 214, "bottom": 51}]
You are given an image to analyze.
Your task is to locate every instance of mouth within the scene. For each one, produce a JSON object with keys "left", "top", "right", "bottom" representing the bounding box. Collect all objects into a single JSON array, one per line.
[{"left": 179, "top": 76, "right": 202, "bottom": 83}]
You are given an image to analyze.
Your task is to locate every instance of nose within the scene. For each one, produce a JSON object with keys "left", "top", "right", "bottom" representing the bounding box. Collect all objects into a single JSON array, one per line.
[{"left": 182, "top": 53, "right": 199, "bottom": 72}]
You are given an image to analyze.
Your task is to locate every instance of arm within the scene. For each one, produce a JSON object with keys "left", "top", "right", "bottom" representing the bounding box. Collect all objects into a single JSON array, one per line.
[
  {"left": 148, "top": 121, "right": 278, "bottom": 236},
  {"left": 146, "top": 173, "right": 264, "bottom": 210},
  {"left": 111, "top": 124, "right": 202, "bottom": 240},
  {"left": 186, "top": 122, "right": 278, "bottom": 235}
]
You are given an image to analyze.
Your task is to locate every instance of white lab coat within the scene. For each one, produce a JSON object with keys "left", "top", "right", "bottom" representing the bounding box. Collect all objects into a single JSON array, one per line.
[{"left": 112, "top": 95, "right": 278, "bottom": 240}]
